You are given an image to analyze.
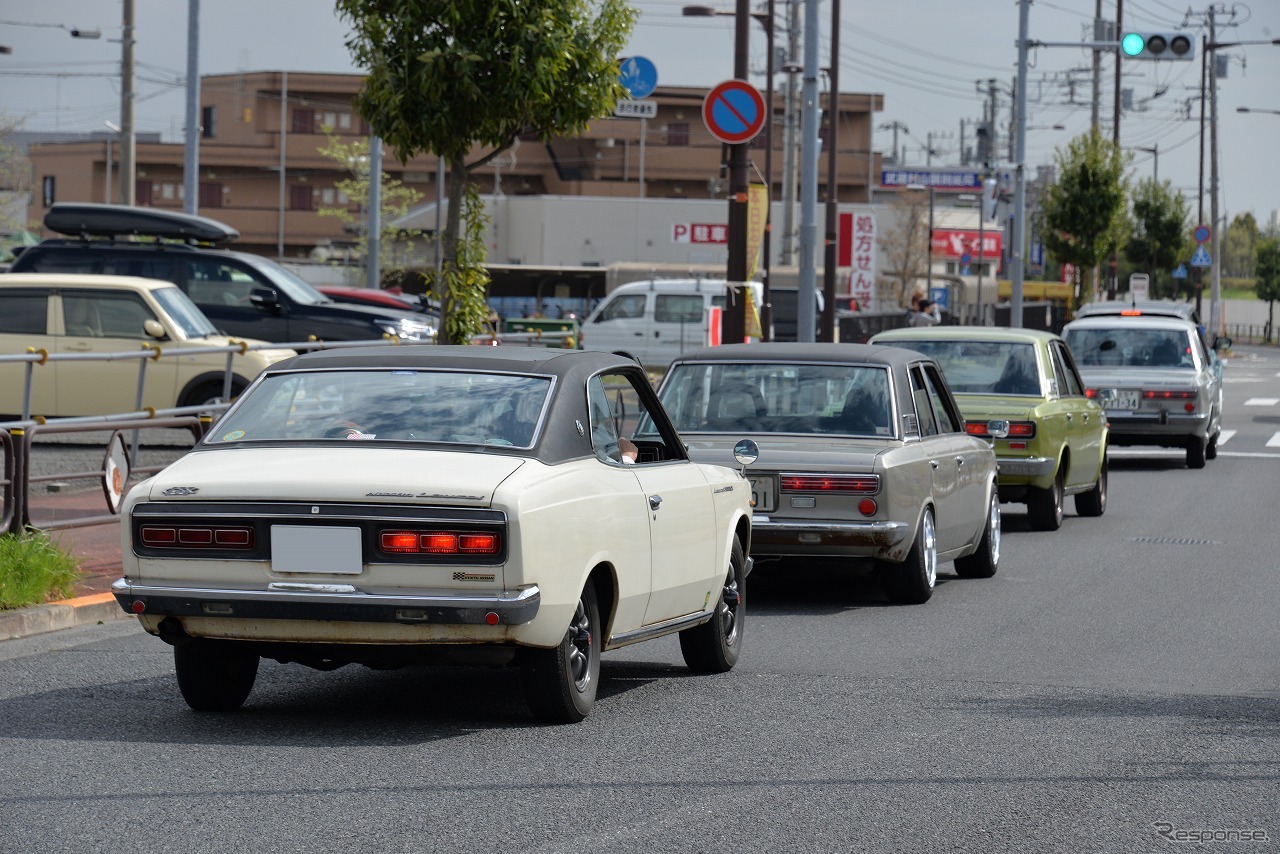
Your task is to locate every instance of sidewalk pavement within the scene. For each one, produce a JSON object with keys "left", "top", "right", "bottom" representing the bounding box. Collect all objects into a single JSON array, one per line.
[{"left": 1, "top": 486, "right": 130, "bottom": 641}]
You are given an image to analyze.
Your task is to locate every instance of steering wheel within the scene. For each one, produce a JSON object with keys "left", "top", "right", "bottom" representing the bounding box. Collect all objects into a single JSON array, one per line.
[{"left": 322, "top": 420, "right": 367, "bottom": 439}]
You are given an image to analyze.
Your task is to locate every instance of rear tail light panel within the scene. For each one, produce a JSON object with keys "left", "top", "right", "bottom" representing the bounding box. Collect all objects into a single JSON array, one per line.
[
  {"left": 131, "top": 502, "right": 507, "bottom": 565},
  {"left": 780, "top": 473, "right": 880, "bottom": 495}
]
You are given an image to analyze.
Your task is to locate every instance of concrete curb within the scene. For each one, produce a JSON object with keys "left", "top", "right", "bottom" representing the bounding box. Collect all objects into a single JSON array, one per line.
[{"left": 0, "top": 592, "right": 130, "bottom": 641}]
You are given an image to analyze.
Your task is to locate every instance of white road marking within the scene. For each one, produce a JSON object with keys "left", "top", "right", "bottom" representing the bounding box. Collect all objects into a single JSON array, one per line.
[
  {"left": 1217, "top": 429, "right": 1236, "bottom": 445},
  {"left": 1268, "top": 432, "right": 1280, "bottom": 448},
  {"left": 1244, "top": 397, "right": 1279, "bottom": 406}
]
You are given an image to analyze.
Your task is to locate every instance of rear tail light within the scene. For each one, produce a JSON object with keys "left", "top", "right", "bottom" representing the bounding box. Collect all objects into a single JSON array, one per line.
[
  {"left": 139, "top": 525, "right": 254, "bottom": 549},
  {"left": 966, "top": 420, "right": 1035, "bottom": 439},
  {"left": 1143, "top": 390, "right": 1196, "bottom": 400},
  {"left": 780, "top": 474, "right": 880, "bottom": 494},
  {"left": 380, "top": 530, "right": 501, "bottom": 555}
]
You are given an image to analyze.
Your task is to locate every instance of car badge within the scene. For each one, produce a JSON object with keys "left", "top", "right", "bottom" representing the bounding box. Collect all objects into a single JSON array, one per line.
[{"left": 162, "top": 486, "right": 199, "bottom": 496}]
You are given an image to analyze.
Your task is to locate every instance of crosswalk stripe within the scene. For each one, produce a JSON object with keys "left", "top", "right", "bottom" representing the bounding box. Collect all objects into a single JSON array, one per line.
[
  {"left": 1244, "top": 397, "right": 1279, "bottom": 406},
  {"left": 1268, "top": 432, "right": 1280, "bottom": 448},
  {"left": 1217, "top": 429, "right": 1236, "bottom": 445}
]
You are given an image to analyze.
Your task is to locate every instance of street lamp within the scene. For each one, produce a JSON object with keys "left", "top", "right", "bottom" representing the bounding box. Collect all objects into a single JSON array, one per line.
[
  {"left": 682, "top": 2, "right": 773, "bottom": 344},
  {"left": 1237, "top": 106, "right": 1280, "bottom": 116},
  {"left": 1130, "top": 144, "right": 1158, "bottom": 181}
]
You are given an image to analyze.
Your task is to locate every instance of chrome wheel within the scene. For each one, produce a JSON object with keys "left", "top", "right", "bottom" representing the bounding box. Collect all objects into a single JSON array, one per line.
[{"left": 566, "top": 598, "right": 594, "bottom": 694}]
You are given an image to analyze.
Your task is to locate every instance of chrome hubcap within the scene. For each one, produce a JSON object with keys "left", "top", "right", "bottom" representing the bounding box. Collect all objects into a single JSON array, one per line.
[{"left": 923, "top": 511, "right": 937, "bottom": 588}]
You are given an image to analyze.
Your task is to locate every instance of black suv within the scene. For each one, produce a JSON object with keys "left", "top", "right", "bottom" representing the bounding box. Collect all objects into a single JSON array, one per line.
[{"left": 9, "top": 204, "right": 436, "bottom": 344}]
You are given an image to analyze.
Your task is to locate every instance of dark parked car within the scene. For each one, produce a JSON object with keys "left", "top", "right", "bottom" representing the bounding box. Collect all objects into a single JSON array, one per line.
[{"left": 10, "top": 204, "right": 435, "bottom": 345}]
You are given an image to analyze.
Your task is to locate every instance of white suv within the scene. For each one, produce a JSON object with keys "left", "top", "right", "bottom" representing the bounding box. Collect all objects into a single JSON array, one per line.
[{"left": 0, "top": 274, "right": 295, "bottom": 420}]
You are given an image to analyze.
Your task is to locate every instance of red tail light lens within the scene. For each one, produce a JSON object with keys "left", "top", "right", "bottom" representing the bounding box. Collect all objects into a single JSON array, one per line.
[
  {"left": 140, "top": 525, "right": 254, "bottom": 549},
  {"left": 780, "top": 474, "right": 880, "bottom": 494},
  {"left": 380, "top": 530, "right": 501, "bottom": 555},
  {"left": 967, "top": 421, "right": 1035, "bottom": 438},
  {"left": 1143, "top": 390, "right": 1196, "bottom": 400}
]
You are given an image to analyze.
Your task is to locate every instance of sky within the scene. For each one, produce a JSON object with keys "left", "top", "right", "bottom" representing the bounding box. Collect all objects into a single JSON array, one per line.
[{"left": 3, "top": 0, "right": 1278, "bottom": 231}]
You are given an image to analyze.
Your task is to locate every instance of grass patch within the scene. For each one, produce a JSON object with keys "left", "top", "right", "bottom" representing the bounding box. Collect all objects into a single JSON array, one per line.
[{"left": 0, "top": 529, "right": 82, "bottom": 610}]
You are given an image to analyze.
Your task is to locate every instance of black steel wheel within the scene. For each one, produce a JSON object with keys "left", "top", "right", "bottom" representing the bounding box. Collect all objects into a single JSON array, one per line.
[
  {"left": 1187, "top": 435, "right": 1207, "bottom": 469},
  {"left": 521, "top": 582, "right": 601, "bottom": 724},
  {"left": 679, "top": 536, "right": 746, "bottom": 673}
]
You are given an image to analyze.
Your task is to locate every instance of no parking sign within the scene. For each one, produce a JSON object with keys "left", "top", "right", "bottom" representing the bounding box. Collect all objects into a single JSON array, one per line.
[{"left": 702, "top": 80, "right": 766, "bottom": 144}]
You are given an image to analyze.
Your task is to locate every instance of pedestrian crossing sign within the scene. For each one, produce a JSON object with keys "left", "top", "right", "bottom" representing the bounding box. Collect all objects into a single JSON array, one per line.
[{"left": 1190, "top": 245, "right": 1211, "bottom": 268}]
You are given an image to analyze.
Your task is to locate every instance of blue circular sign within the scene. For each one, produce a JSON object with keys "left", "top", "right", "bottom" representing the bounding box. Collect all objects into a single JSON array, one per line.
[
  {"left": 1193, "top": 224, "right": 1211, "bottom": 244},
  {"left": 619, "top": 56, "right": 658, "bottom": 100},
  {"left": 702, "top": 80, "right": 766, "bottom": 144}
]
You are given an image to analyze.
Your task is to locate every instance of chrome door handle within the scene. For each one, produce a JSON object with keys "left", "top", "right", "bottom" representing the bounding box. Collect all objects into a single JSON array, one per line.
[
  {"left": 649, "top": 495, "right": 663, "bottom": 511},
  {"left": 954, "top": 456, "right": 965, "bottom": 466},
  {"left": 1066, "top": 413, "right": 1073, "bottom": 421},
  {"left": 930, "top": 460, "right": 940, "bottom": 470}
]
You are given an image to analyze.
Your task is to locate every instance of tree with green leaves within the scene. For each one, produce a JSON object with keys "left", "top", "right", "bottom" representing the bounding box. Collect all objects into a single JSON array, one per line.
[
  {"left": 315, "top": 130, "right": 425, "bottom": 283},
  {"left": 1256, "top": 237, "right": 1280, "bottom": 344},
  {"left": 1124, "top": 177, "right": 1188, "bottom": 299},
  {"left": 334, "top": 0, "right": 638, "bottom": 344},
  {"left": 1223, "top": 211, "right": 1260, "bottom": 279},
  {"left": 1039, "top": 130, "right": 1129, "bottom": 301}
]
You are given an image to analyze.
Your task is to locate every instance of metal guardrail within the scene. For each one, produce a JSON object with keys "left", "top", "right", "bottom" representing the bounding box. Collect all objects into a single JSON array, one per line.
[
  {"left": 1224, "top": 323, "right": 1275, "bottom": 346},
  {"left": 3, "top": 414, "right": 208, "bottom": 536}
]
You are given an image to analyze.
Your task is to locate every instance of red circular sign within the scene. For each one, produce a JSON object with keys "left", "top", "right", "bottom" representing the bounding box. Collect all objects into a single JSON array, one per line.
[
  {"left": 702, "top": 80, "right": 766, "bottom": 145},
  {"left": 1193, "top": 224, "right": 1211, "bottom": 244}
]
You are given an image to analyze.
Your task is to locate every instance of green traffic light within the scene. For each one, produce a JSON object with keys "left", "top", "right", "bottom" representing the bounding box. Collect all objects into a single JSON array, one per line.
[{"left": 1121, "top": 32, "right": 1145, "bottom": 56}]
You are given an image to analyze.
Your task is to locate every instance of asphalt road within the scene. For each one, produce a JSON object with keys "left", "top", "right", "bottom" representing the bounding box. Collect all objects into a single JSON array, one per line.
[{"left": 1, "top": 346, "right": 1276, "bottom": 853}]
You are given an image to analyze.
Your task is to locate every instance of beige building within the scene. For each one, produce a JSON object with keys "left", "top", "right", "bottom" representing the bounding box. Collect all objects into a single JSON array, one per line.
[{"left": 27, "top": 71, "right": 883, "bottom": 263}]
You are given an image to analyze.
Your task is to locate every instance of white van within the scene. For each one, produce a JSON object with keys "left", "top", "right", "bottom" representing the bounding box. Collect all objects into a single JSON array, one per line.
[{"left": 580, "top": 278, "right": 761, "bottom": 367}]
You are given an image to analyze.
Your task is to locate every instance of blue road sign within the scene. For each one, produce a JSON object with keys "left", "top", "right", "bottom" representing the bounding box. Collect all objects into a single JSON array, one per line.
[
  {"left": 702, "top": 80, "right": 766, "bottom": 144},
  {"left": 619, "top": 56, "right": 658, "bottom": 100},
  {"left": 1191, "top": 245, "right": 1211, "bottom": 268},
  {"left": 1193, "top": 224, "right": 1211, "bottom": 244},
  {"left": 960, "top": 252, "right": 972, "bottom": 265},
  {"left": 930, "top": 286, "right": 950, "bottom": 309},
  {"left": 1172, "top": 263, "right": 1188, "bottom": 279}
]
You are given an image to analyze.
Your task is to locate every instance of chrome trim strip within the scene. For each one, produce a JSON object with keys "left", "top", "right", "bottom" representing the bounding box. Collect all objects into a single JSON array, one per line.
[
  {"left": 605, "top": 609, "right": 713, "bottom": 650},
  {"left": 111, "top": 578, "right": 540, "bottom": 625}
]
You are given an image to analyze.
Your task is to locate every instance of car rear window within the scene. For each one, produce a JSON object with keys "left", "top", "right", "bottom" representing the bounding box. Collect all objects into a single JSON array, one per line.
[
  {"left": 206, "top": 369, "right": 552, "bottom": 448},
  {"left": 655, "top": 361, "right": 893, "bottom": 437},
  {"left": 888, "top": 340, "right": 1041, "bottom": 396},
  {"left": 1064, "top": 327, "right": 1192, "bottom": 368},
  {"left": 0, "top": 291, "right": 48, "bottom": 335}
]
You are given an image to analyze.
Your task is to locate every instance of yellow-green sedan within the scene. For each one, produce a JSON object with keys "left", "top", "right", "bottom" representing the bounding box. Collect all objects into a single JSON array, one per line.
[{"left": 870, "top": 327, "right": 1107, "bottom": 531}]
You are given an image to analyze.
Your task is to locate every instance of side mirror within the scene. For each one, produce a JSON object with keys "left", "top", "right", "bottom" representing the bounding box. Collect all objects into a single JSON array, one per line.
[
  {"left": 733, "top": 438, "right": 759, "bottom": 474},
  {"left": 249, "top": 288, "right": 280, "bottom": 310},
  {"left": 142, "top": 319, "right": 166, "bottom": 340}
]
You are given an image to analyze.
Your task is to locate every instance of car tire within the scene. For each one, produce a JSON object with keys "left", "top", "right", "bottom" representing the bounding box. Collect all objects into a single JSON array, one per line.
[
  {"left": 955, "top": 490, "right": 1000, "bottom": 579},
  {"left": 174, "top": 643, "right": 259, "bottom": 712},
  {"left": 1206, "top": 432, "right": 1219, "bottom": 460},
  {"left": 679, "top": 536, "right": 746, "bottom": 673},
  {"left": 521, "top": 581, "right": 601, "bottom": 724},
  {"left": 1027, "top": 465, "right": 1065, "bottom": 531},
  {"left": 1074, "top": 453, "right": 1108, "bottom": 517},
  {"left": 181, "top": 377, "right": 248, "bottom": 409},
  {"left": 1187, "top": 435, "right": 1207, "bottom": 469},
  {"left": 882, "top": 507, "right": 937, "bottom": 605}
]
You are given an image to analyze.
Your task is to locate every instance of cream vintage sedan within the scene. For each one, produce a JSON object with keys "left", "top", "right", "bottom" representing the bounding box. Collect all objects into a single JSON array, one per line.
[
  {"left": 650, "top": 343, "right": 1000, "bottom": 604},
  {"left": 0, "top": 273, "right": 294, "bottom": 419},
  {"left": 112, "top": 346, "right": 753, "bottom": 723}
]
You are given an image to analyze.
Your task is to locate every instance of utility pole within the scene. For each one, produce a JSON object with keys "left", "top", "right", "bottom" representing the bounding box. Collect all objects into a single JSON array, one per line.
[
  {"left": 723, "top": 0, "right": 751, "bottom": 346},
  {"left": 1107, "top": 0, "right": 1123, "bottom": 300},
  {"left": 1011, "top": 0, "right": 1030, "bottom": 328},
  {"left": 119, "top": 0, "right": 136, "bottom": 205},
  {"left": 183, "top": 0, "right": 200, "bottom": 214},
  {"left": 820, "top": 0, "right": 839, "bottom": 342},
  {"left": 779, "top": 0, "right": 802, "bottom": 266},
  {"left": 367, "top": 136, "right": 382, "bottom": 289},
  {"left": 796, "top": 0, "right": 820, "bottom": 343},
  {"left": 1091, "top": 0, "right": 1103, "bottom": 130},
  {"left": 1207, "top": 4, "right": 1221, "bottom": 337}
]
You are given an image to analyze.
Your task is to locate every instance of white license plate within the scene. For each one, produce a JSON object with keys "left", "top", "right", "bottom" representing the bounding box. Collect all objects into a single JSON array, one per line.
[
  {"left": 749, "top": 476, "right": 776, "bottom": 513},
  {"left": 271, "top": 525, "right": 363, "bottom": 574},
  {"left": 1102, "top": 389, "right": 1141, "bottom": 410}
]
